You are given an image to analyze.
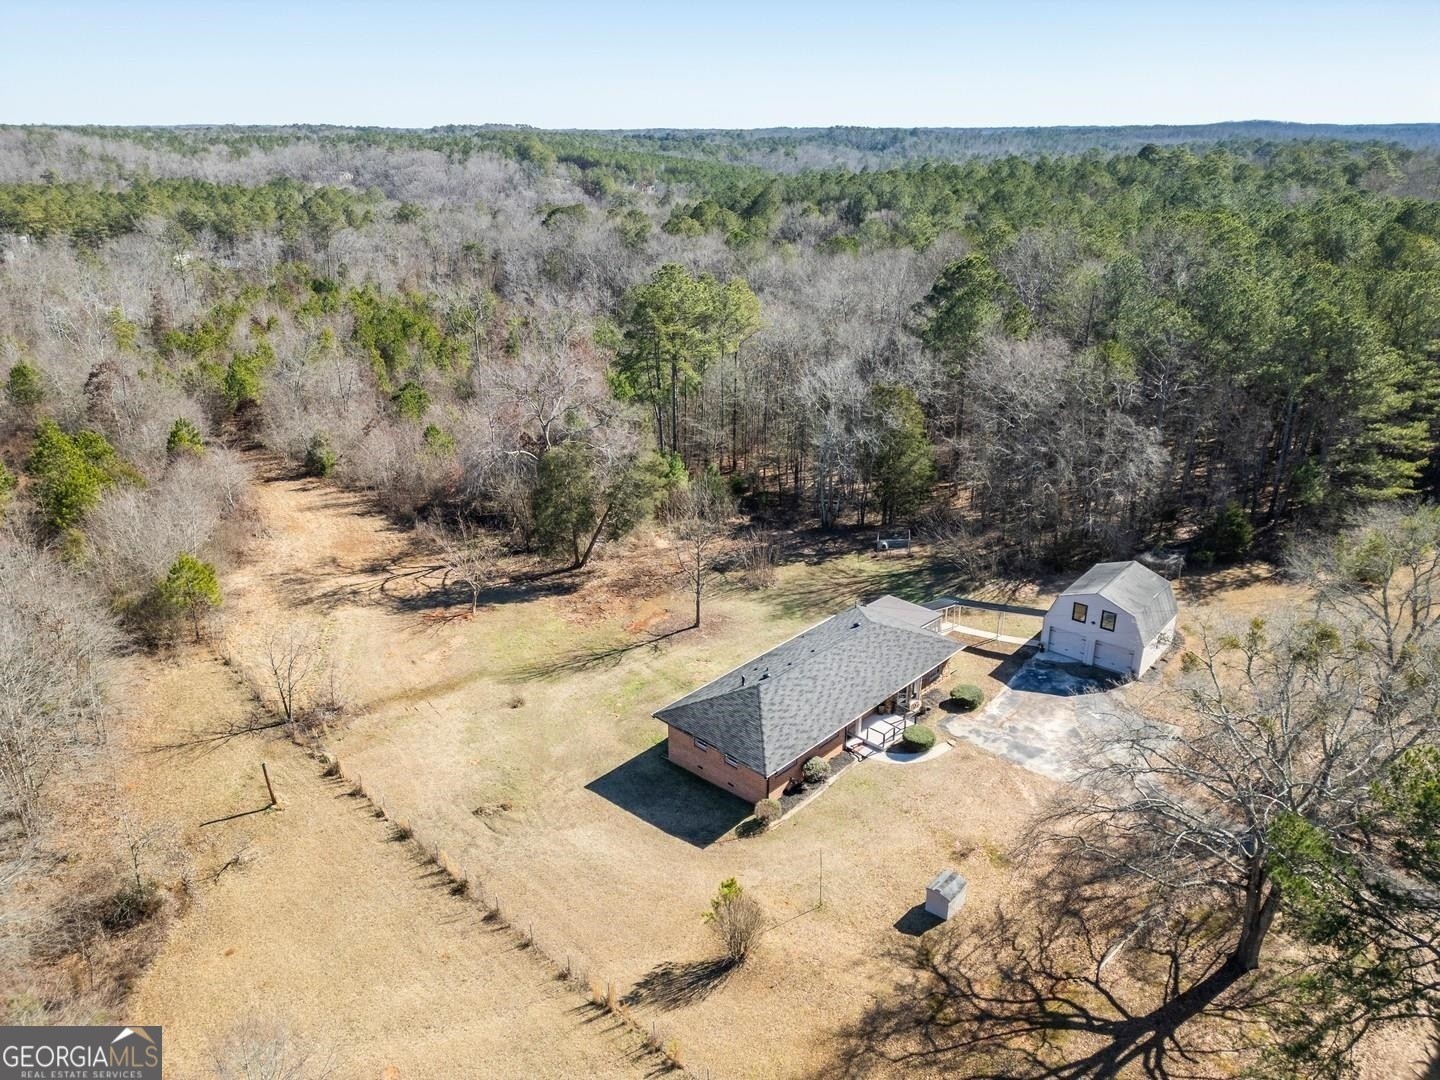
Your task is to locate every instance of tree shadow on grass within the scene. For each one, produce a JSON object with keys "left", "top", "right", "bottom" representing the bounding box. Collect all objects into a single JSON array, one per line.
[
  {"left": 585, "top": 743, "right": 749, "bottom": 847},
  {"left": 621, "top": 958, "right": 736, "bottom": 1011},
  {"left": 829, "top": 876, "right": 1281, "bottom": 1080},
  {"left": 973, "top": 642, "right": 1042, "bottom": 684},
  {"left": 759, "top": 558, "right": 958, "bottom": 622},
  {"left": 268, "top": 559, "right": 584, "bottom": 618},
  {"left": 509, "top": 625, "right": 694, "bottom": 681}
]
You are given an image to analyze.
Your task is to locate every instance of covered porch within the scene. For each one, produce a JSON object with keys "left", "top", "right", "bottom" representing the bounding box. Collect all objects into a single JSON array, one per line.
[{"left": 847, "top": 712, "right": 915, "bottom": 757}]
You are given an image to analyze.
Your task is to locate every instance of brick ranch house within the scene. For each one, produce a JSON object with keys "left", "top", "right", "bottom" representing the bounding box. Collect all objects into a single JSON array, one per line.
[{"left": 654, "top": 596, "right": 963, "bottom": 803}]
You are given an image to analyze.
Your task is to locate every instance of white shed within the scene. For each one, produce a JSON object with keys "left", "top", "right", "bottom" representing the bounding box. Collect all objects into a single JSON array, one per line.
[
  {"left": 1042, "top": 561, "right": 1178, "bottom": 679},
  {"left": 925, "top": 869, "right": 968, "bottom": 920}
]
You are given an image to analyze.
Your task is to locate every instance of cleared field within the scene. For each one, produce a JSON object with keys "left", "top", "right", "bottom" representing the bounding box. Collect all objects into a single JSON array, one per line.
[
  {"left": 119, "top": 460, "right": 1419, "bottom": 1079},
  {"left": 119, "top": 472, "right": 661, "bottom": 1080},
  {"left": 299, "top": 530, "right": 1061, "bottom": 1073}
]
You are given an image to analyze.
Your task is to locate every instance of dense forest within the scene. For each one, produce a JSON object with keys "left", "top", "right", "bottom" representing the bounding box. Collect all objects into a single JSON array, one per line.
[
  {"left": 2, "top": 120, "right": 1439, "bottom": 1063},
  {"left": 3, "top": 124, "right": 1438, "bottom": 567}
]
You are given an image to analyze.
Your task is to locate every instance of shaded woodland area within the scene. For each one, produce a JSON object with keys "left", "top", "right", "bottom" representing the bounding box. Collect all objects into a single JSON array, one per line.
[{"left": 1, "top": 123, "right": 1439, "bottom": 1067}]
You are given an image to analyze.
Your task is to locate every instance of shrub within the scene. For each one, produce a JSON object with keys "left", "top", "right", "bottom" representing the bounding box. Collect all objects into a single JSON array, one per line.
[
  {"left": 166, "top": 417, "right": 205, "bottom": 457},
  {"left": 0, "top": 462, "right": 15, "bottom": 514},
  {"left": 949, "top": 684, "right": 985, "bottom": 711},
  {"left": 304, "top": 433, "right": 337, "bottom": 478},
  {"left": 801, "top": 756, "right": 831, "bottom": 785},
  {"left": 901, "top": 725, "right": 936, "bottom": 752},
  {"left": 754, "top": 798, "right": 782, "bottom": 826},
  {"left": 704, "top": 878, "right": 764, "bottom": 965},
  {"left": 101, "top": 879, "right": 162, "bottom": 934},
  {"left": 422, "top": 423, "right": 456, "bottom": 455},
  {"left": 391, "top": 380, "right": 430, "bottom": 421}
]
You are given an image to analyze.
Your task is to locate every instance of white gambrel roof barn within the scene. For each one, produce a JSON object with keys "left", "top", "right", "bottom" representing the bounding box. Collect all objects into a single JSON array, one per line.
[{"left": 1042, "top": 561, "right": 1178, "bottom": 678}]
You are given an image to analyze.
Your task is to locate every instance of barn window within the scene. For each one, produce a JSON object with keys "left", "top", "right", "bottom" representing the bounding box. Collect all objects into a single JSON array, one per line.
[
  {"left": 724, "top": 755, "right": 741, "bottom": 769},
  {"left": 1100, "top": 610, "right": 1117, "bottom": 632},
  {"left": 1071, "top": 602, "right": 1088, "bottom": 623},
  {"left": 694, "top": 737, "right": 711, "bottom": 752}
]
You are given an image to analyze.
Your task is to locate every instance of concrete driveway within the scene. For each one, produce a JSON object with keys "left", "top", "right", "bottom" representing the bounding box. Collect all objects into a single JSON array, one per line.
[{"left": 943, "top": 658, "right": 1160, "bottom": 782}]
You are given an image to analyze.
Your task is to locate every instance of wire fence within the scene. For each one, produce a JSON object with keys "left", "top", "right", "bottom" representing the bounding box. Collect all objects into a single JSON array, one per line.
[{"left": 327, "top": 753, "right": 711, "bottom": 1078}]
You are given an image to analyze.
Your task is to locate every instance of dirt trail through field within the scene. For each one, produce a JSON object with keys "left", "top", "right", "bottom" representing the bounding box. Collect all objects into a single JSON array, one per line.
[{"left": 124, "top": 456, "right": 655, "bottom": 1080}]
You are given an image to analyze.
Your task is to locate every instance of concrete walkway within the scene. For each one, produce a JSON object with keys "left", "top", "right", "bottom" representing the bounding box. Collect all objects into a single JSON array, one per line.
[
  {"left": 941, "top": 622, "right": 1039, "bottom": 646},
  {"left": 871, "top": 742, "right": 951, "bottom": 765}
]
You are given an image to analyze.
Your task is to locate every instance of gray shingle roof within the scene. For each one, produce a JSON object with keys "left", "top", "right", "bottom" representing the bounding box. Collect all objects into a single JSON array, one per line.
[
  {"left": 655, "top": 599, "right": 962, "bottom": 776},
  {"left": 1061, "top": 561, "right": 1178, "bottom": 641},
  {"left": 862, "top": 594, "right": 941, "bottom": 631}
]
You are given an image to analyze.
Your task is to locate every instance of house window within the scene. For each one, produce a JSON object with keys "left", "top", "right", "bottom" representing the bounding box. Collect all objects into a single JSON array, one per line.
[
  {"left": 723, "top": 755, "right": 741, "bottom": 769},
  {"left": 1100, "top": 610, "right": 1117, "bottom": 632},
  {"left": 693, "top": 737, "right": 711, "bottom": 752},
  {"left": 1071, "top": 602, "right": 1089, "bottom": 623}
]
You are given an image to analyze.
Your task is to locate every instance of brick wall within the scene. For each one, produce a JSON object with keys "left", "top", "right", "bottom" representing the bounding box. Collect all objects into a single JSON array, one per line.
[
  {"left": 666, "top": 728, "right": 771, "bottom": 803},
  {"left": 761, "top": 729, "right": 848, "bottom": 799},
  {"left": 666, "top": 725, "right": 852, "bottom": 805}
]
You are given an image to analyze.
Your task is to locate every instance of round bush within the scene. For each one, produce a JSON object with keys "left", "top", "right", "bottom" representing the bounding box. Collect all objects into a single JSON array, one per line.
[
  {"left": 949, "top": 683, "right": 985, "bottom": 711},
  {"left": 304, "top": 432, "right": 337, "bottom": 478},
  {"left": 901, "top": 725, "right": 936, "bottom": 752},
  {"left": 754, "top": 798, "right": 782, "bottom": 825},
  {"left": 801, "top": 756, "right": 831, "bottom": 785}
]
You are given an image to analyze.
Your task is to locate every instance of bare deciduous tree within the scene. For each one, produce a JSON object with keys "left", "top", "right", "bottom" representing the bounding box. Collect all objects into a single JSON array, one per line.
[
  {"left": 258, "top": 624, "right": 327, "bottom": 730},
  {"left": 672, "top": 483, "right": 731, "bottom": 629},
  {"left": 210, "top": 1015, "right": 337, "bottom": 1080},
  {"left": 1035, "top": 506, "right": 1440, "bottom": 1031},
  {"left": 0, "top": 545, "right": 118, "bottom": 834},
  {"left": 419, "top": 515, "right": 501, "bottom": 613}
]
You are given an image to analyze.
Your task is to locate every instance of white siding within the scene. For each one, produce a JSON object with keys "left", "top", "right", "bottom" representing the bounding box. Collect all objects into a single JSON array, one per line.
[
  {"left": 1138, "top": 614, "right": 1178, "bottom": 676},
  {"left": 1042, "top": 592, "right": 1155, "bottom": 676}
]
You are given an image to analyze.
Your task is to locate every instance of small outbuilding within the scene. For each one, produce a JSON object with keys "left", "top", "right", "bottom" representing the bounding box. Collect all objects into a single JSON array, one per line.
[
  {"left": 1042, "top": 560, "right": 1178, "bottom": 679},
  {"left": 925, "top": 869, "right": 968, "bottom": 920}
]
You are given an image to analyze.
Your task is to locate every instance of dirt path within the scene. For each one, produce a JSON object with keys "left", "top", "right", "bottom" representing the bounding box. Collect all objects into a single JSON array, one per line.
[{"left": 124, "top": 458, "right": 656, "bottom": 1079}]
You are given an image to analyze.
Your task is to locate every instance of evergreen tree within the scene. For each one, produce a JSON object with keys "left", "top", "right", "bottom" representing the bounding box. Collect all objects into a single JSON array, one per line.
[
  {"left": 27, "top": 420, "right": 122, "bottom": 530},
  {"left": 156, "top": 552, "right": 221, "bottom": 642},
  {"left": 532, "top": 443, "right": 671, "bottom": 568},
  {"left": 5, "top": 361, "right": 43, "bottom": 411},
  {"left": 613, "top": 265, "right": 759, "bottom": 455},
  {"left": 165, "top": 418, "right": 205, "bottom": 457},
  {"left": 867, "top": 385, "right": 936, "bottom": 525}
]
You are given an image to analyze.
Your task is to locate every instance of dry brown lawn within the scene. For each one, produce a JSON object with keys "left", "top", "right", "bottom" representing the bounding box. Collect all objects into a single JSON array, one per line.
[
  {"left": 117, "top": 472, "right": 661, "bottom": 1080},
  {"left": 113, "top": 460, "right": 1427, "bottom": 1079}
]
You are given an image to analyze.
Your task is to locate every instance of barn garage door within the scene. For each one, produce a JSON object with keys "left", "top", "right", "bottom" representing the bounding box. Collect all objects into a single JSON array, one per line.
[
  {"left": 1093, "top": 641, "right": 1135, "bottom": 675},
  {"left": 1047, "top": 626, "right": 1088, "bottom": 662}
]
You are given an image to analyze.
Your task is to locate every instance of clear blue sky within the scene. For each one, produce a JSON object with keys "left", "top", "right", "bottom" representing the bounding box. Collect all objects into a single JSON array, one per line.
[{"left": 3, "top": 0, "right": 1436, "bottom": 128}]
